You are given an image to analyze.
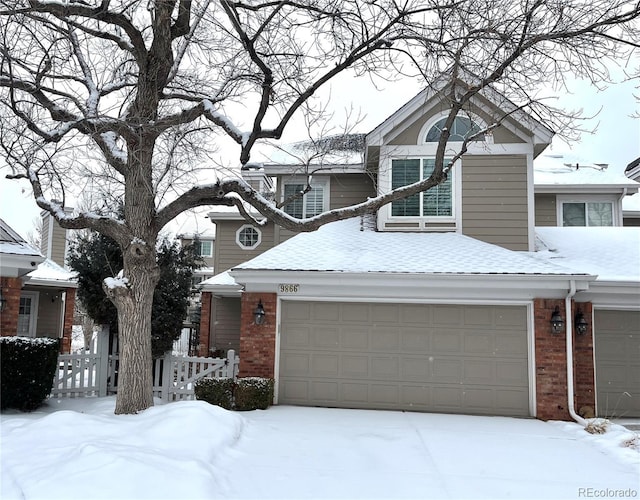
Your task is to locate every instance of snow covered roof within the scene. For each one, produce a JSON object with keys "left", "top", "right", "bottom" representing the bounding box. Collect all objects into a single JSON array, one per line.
[
  {"left": 199, "top": 270, "right": 243, "bottom": 295},
  {"left": 232, "top": 218, "right": 583, "bottom": 277},
  {"left": 534, "top": 227, "right": 640, "bottom": 283},
  {"left": 534, "top": 155, "right": 639, "bottom": 191},
  {"left": 261, "top": 134, "right": 365, "bottom": 169},
  {"left": 0, "top": 218, "right": 42, "bottom": 258},
  {"left": 27, "top": 258, "right": 77, "bottom": 288}
]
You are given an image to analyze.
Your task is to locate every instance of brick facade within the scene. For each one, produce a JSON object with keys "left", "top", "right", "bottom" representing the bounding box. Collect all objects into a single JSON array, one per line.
[
  {"left": 534, "top": 298, "right": 595, "bottom": 421},
  {"left": 238, "top": 292, "right": 277, "bottom": 378},
  {"left": 60, "top": 288, "right": 76, "bottom": 354},
  {"left": 0, "top": 277, "right": 22, "bottom": 336},
  {"left": 198, "top": 292, "right": 212, "bottom": 357}
]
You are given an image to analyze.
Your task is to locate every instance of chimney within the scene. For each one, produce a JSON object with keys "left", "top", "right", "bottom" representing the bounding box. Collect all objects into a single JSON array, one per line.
[{"left": 40, "top": 205, "right": 73, "bottom": 268}]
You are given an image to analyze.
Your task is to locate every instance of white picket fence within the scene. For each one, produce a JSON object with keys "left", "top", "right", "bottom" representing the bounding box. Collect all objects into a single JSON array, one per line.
[{"left": 52, "top": 326, "right": 239, "bottom": 402}]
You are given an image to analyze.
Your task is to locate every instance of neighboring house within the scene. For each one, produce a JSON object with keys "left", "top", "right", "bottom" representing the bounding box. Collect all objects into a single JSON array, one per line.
[
  {"left": 200, "top": 81, "right": 640, "bottom": 420},
  {"left": 623, "top": 157, "right": 640, "bottom": 226},
  {"left": 0, "top": 217, "right": 77, "bottom": 352}
]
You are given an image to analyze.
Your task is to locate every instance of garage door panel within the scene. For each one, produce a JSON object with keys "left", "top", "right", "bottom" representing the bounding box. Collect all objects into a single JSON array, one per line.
[
  {"left": 401, "top": 329, "right": 430, "bottom": 352},
  {"left": 432, "top": 331, "right": 462, "bottom": 353},
  {"left": 342, "top": 354, "right": 369, "bottom": 378},
  {"left": 279, "top": 302, "right": 529, "bottom": 416},
  {"left": 341, "top": 327, "right": 369, "bottom": 350},
  {"left": 432, "top": 359, "right": 461, "bottom": 383},
  {"left": 281, "top": 352, "right": 310, "bottom": 375},
  {"left": 595, "top": 310, "right": 640, "bottom": 417}
]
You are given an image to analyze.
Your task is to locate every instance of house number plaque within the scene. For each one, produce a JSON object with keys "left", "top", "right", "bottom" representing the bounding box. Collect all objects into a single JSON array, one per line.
[{"left": 279, "top": 284, "right": 300, "bottom": 293}]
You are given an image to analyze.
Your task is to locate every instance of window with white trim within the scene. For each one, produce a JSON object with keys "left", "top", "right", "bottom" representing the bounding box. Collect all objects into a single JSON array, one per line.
[
  {"left": 282, "top": 178, "right": 328, "bottom": 218},
  {"left": 196, "top": 240, "right": 213, "bottom": 257},
  {"left": 562, "top": 201, "right": 614, "bottom": 227},
  {"left": 236, "top": 225, "right": 261, "bottom": 249},
  {"left": 391, "top": 158, "right": 453, "bottom": 218},
  {"left": 425, "top": 115, "right": 485, "bottom": 143}
]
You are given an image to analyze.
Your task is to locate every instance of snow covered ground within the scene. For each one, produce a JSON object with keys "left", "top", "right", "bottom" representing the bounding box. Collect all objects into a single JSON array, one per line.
[{"left": 1, "top": 397, "right": 638, "bottom": 500}]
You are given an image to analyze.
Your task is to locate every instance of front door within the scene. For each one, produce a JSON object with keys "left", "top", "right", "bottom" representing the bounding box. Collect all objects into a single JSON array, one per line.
[{"left": 17, "top": 291, "right": 39, "bottom": 337}]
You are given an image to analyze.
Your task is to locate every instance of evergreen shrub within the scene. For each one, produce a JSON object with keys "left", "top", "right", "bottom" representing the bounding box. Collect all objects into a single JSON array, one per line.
[
  {"left": 194, "top": 378, "right": 235, "bottom": 410},
  {"left": 194, "top": 377, "right": 274, "bottom": 411},
  {"left": 1, "top": 337, "right": 60, "bottom": 411}
]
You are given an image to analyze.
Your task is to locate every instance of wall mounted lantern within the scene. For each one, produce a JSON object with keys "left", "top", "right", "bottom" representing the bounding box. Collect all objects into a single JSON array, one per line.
[
  {"left": 550, "top": 306, "right": 564, "bottom": 334},
  {"left": 254, "top": 300, "right": 266, "bottom": 325},
  {"left": 0, "top": 291, "right": 6, "bottom": 312},
  {"left": 575, "top": 309, "right": 588, "bottom": 335}
]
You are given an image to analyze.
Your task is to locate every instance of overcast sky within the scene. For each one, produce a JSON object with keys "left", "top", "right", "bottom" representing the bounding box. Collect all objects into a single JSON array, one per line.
[{"left": 1, "top": 73, "right": 638, "bottom": 241}]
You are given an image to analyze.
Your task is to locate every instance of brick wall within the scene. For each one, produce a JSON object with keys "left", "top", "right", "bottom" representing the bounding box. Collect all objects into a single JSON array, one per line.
[
  {"left": 198, "top": 292, "right": 212, "bottom": 357},
  {"left": 60, "top": 288, "right": 76, "bottom": 354},
  {"left": 0, "top": 277, "right": 22, "bottom": 336},
  {"left": 534, "top": 298, "right": 595, "bottom": 421},
  {"left": 573, "top": 302, "right": 595, "bottom": 417},
  {"left": 238, "top": 292, "right": 277, "bottom": 378}
]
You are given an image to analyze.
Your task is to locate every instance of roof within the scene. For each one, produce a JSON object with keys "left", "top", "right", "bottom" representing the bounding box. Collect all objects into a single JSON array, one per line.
[
  {"left": 232, "top": 218, "right": 582, "bottom": 277},
  {"left": 27, "top": 258, "right": 77, "bottom": 288},
  {"left": 534, "top": 155, "right": 639, "bottom": 191},
  {"left": 199, "top": 270, "right": 243, "bottom": 295},
  {"left": 0, "top": 218, "right": 42, "bottom": 258},
  {"left": 534, "top": 227, "right": 640, "bottom": 283}
]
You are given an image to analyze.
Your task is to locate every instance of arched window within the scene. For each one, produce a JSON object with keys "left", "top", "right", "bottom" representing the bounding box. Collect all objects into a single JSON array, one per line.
[{"left": 425, "top": 116, "right": 484, "bottom": 143}]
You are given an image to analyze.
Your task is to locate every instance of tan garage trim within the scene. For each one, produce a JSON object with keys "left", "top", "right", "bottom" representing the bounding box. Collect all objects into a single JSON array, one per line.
[{"left": 278, "top": 300, "right": 531, "bottom": 417}]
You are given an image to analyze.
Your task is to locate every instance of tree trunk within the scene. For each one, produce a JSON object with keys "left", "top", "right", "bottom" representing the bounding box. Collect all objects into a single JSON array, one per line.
[{"left": 113, "top": 250, "right": 159, "bottom": 414}]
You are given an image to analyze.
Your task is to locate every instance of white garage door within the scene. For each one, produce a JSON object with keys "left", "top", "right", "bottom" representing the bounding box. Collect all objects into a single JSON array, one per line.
[
  {"left": 279, "top": 302, "right": 530, "bottom": 416},
  {"left": 595, "top": 310, "right": 640, "bottom": 418}
]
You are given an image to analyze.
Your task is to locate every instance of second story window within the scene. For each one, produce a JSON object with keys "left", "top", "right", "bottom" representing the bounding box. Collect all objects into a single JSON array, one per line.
[
  {"left": 282, "top": 179, "right": 328, "bottom": 218},
  {"left": 196, "top": 240, "right": 213, "bottom": 257},
  {"left": 236, "top": 225, "right": 262, "bottom": 249},
  {"left": 391, "top": 158, "right": 453, "bottom": 218},
  {"left": 562, "top": 201, "right": 614, "bottom": 227}
]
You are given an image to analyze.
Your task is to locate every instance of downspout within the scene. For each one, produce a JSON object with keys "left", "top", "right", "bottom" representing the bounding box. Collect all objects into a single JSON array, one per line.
[{"left": 565, "top": 280, "right": 587, "bottom": 425}]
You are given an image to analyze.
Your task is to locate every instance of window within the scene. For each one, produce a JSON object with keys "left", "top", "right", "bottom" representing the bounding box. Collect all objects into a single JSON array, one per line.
[
  {"left": 562, "top": 202, "right": 614, "bottom": 227},
  {"left": 196, "top": 240, "right": 213, "bottom": 257},
  {"left": 391, "top": 158, "right": 453, "bottom": 218},
  {"left": 236, "top": 225, "right": 261, "bottom": 249},
  {"left": 425, "top": 116, "right": 484, "bottom": 143},
  {"left": 282, "top": 179, "right": 327, "bottom": 218}
]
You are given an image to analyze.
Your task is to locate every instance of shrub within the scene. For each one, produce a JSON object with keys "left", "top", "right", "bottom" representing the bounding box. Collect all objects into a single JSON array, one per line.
[
  {"left": 234, "top": 377, "right": 275, "bottom": 411},
  {"left": 1, "top": 337, "right": 60, "bottom": 411},
  {"left": 194, "top": 378, "right": 235, "bottom": 410},
  {"left": 194, "top": 377, "right": 274, "bottom": 411}
]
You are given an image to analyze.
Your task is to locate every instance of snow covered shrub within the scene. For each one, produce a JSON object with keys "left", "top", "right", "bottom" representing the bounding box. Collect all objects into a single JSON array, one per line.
[
  {"left": 194, "top": 377, "right": 274, "bottom": 411},
  {"left": 234, "top": 377, "right": 275, "bottom": 411},
  {"left": 194, "top": 378, "right": 235, "bottom": 410},
  {"left": 1, "top": 337, "right": 60, "bottom": 411},
  {"left": 585, "top": 418, "right": 610, "bottom": 434},
  {"left": 622, "top": 434, "right": 640, "bottom": 451}
]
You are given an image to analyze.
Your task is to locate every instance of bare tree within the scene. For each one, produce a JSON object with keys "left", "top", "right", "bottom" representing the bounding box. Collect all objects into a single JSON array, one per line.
[{"left": 0, "top": 0, "right": 637, "bottom": 414}]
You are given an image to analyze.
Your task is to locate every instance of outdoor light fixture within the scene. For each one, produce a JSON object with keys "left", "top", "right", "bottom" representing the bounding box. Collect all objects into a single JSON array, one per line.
[
  {"left": 0, "top": 292, "right": 6, "bottom": 312},
  {"left": 254, "top": 300, "right": 266, "bottom": 325},
  {"left": 575, "top": 309, "right": 588, "bottom": 335},
  {"left": 550, "top": 306, "right": 564, "bottom": 334}
]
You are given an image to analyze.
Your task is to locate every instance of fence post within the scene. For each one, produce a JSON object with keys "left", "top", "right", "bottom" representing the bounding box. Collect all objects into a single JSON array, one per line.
[
  {"left": 162, "top": 352, "right": 173, "bottom": 403},
  {"left": 226, "top": 349, "right": 238, "bottom": 379},
  {"left": 97, "top": 325, "right": 110, "bottom": 397}
]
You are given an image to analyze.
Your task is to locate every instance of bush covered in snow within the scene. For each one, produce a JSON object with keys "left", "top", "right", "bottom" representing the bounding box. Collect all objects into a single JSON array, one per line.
[
  {"left": 194, "top": 378, "right": 235, "bottom": 410},
  {"left": 1, "top": 337, "right": 59, "bottom": 411},
  {"left": 195, "top": 377, "right": 274, "bottom": 411},
  {"left": 234, "top": 377, "right": 275, "bottom": 411}
]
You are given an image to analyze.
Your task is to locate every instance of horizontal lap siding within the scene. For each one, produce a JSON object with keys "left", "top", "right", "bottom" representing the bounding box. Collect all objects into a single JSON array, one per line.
[
  {"left": 211, "top": 296, "right": 241, "bottom": 353},
  {"left": 214, "top": 221, "right": 275, "bottom": 273},
  {"left": 462, "top": 156, "right": 529, "bottom": 250},
  {"left": 535, "top": 194, "right": 557, "bottom": 226}
]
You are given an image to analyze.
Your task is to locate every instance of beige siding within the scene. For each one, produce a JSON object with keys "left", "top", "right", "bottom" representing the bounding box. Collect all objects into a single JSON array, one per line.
[
  {"left": 535, "top": 194, "right": 557, "bottom": 226},
  {"left": 24, "top": 287, "right": 61, "bottom": 337},
  {"left": 210, "top": 296, "right": 241, "bottom": 353},
  {"left": 41, "top": 212, "right": 69, "bottom": 267},
  {"left": 461, "top": 155, "right": 529, "bottom": 250},
  {"left": 213, "top": 220, "right": 275, "bottom": 272},
  {"left": 180, "top": 237, "right": 215, "bottom": 268},
  {"left": 273, "top": 172, "right": 376, "bottom": 249}
]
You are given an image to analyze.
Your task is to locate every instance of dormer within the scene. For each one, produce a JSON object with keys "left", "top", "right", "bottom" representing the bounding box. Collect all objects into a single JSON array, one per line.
[
  {"left": 368, "top": 79, "right": 553, "bottom": 251},
  {"left": 534, "top": 156, "right": 639, "bottom": 227}
]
